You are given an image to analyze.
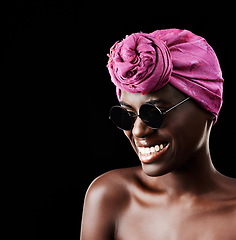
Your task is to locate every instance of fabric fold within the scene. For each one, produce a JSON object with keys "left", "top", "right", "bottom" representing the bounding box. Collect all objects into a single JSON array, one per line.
[{"left": 107, "top": 29, "right": 224, "bottom": 122}]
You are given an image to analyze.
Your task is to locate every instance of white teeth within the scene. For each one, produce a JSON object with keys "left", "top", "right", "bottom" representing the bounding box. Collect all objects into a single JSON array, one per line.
[
  {"left": 138, "top": 144, "right": 166, "bottom": 156},
  {"left": 144, "top": 148, "right": 150, "bottom": 155},
  {"left": 150, "top": 147, "right": 155, "bottom": 153},
  {"left": 155, "top": 145, "right": 159, "bottom": 152}
]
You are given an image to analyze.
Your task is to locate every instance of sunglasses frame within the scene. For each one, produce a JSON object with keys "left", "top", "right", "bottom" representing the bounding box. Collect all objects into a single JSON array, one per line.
[{"left": 109, "top": 97, "right": 190, "bottom": 130}]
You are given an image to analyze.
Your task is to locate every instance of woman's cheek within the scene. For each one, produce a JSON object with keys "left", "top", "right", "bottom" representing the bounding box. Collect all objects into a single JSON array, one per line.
[{"left": 124, "top": 130, "right": 138, "bottom": 154}]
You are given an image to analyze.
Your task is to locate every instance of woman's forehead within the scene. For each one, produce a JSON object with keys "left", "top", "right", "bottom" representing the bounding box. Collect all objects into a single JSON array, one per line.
[{"left": 120, "top": 84, "right": 185, "bottom": 108}]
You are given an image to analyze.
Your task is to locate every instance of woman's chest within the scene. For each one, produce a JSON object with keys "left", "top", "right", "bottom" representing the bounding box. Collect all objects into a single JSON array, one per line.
[{"left": 114, "top": 201, "right": 236, "bottom": 240}]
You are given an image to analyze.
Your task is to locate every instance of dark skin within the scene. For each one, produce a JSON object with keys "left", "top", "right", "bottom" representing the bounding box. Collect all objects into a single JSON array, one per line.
[{"left": 81, "top": 84, "right": 236, "bottom": 240}]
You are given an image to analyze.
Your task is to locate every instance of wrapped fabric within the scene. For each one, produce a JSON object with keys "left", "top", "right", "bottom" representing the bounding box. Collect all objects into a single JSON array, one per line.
[{"left": 107, "top": 29, "right": 224, "bottom": 122}]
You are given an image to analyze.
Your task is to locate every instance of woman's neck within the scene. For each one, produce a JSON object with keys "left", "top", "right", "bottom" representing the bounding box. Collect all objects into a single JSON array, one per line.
[{"left": 143, "top": 145, "right": 219, "bottom": 199}]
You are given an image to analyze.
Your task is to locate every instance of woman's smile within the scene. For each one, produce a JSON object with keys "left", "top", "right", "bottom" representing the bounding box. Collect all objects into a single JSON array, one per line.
[{"left": 138, "top": 142, "right": 170, "bottom": 163}]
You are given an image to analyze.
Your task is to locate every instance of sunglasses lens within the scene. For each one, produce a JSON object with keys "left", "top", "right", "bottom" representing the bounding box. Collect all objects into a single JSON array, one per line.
[
  {"left": 109, "top": 106, "right": 132, "bottom": 130},
  {"left": 139, "top": 104, "right": 163, "bottom": 129}
]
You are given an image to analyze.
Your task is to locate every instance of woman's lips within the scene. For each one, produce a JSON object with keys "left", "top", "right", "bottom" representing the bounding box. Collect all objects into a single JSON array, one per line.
[{"left": 138, "top": 143, "right": 169, "bottom": 163}]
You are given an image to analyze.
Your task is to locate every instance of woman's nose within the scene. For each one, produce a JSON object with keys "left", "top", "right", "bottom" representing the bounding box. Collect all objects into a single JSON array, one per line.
[{"left": 132, "top": 117, "right": 155, "bottom": 138}]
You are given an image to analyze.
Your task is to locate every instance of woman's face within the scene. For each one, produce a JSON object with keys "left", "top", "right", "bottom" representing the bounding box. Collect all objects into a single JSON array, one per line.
[{"left": 120, "top": 84, "right": 213, "bottom": 177}]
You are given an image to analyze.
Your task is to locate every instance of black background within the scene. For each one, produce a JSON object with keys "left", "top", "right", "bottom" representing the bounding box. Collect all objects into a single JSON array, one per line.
[{"left": 4, "top": 1, "right": 236, "bottom": 239}]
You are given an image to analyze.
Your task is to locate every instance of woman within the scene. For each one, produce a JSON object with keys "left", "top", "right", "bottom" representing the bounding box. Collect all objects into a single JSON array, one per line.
[{"left": 81, "top": 29, "right": 236, "bottom": 239}]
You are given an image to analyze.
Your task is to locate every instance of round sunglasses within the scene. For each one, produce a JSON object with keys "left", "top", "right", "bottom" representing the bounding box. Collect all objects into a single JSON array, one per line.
[{"left": 109, "top": 97, "right": 190, "bottom": 130}]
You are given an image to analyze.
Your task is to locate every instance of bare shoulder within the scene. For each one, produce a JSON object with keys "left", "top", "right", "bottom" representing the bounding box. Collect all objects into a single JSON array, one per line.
[
  {"left": 81, "top": 167, "right": 141, "bottom": 239},
  {"left": 84, "top": 166, "right": 141, "bottom": 208},
  {"left": 219, "top": 174, "right": 236, "bottom": 198},
  {"left": 217, "top": 174, "right": 236, "bottom": 214},
  {"left": 223, "top": 176, "right": 236, "bottom": 224}
]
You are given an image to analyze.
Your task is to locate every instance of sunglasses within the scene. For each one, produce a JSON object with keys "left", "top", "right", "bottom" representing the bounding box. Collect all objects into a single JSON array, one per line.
[{"left": 109, "top": 97, "right": 190, "bottom": 130}]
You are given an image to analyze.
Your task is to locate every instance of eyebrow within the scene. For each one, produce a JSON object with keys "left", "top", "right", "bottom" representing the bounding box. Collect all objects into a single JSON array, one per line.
[
  {"left": 119, "top": 101, "right": 133, "bottom": 109},
  {"left": 120, "top": 99, "right": 169, "bottom": 109},
  {"left": 146, "top": 99, "right": 169, "bottom": 105}
]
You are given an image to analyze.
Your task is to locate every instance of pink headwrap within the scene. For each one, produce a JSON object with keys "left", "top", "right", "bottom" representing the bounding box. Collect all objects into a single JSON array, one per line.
[{"left": 107, "top": 29, "right": 224, "bottom": 122}]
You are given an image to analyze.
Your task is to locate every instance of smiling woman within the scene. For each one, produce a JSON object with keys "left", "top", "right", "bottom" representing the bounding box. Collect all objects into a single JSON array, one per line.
[
  {"left": 120, "top": 85, "right": 213, "bottom": 177},
  {"left": 81, "top": 29, "right": 236, "bottom": 240}
]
